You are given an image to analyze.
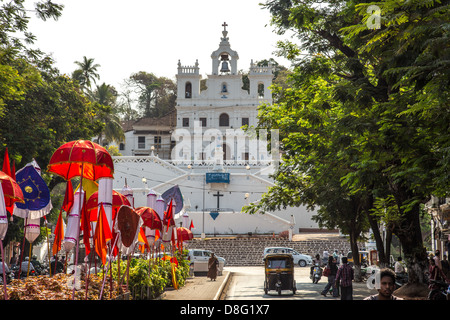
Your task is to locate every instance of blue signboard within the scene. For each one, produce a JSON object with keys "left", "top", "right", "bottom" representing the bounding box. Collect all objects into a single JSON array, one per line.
[{"left": 206, "top": 172, "right": 230, "bottom": 184}]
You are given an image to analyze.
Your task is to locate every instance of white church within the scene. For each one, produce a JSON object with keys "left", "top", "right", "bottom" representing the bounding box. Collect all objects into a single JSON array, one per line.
[{"left": 111, "top": 23, "right": 319, "bottom": 236}]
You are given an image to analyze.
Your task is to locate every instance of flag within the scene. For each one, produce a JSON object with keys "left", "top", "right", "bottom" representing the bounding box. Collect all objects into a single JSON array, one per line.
[
  {"left": 52, "top": 210, "right": 64, "bottom": 255},
  {"left": 94, "top": 204, "right": 112, "bottom": 265},
  {"left": 189, "top": 220, "right": 194, "bottom": 230},
  {"left": 11, "top": 160, "right": 15, "bottom": 181},
  {"left": 80, "top": 196, "right": 91, "bottom": 256},
  {"left": 2, "top": 148, "right": 11, "bottom": 178},
  {"left": 163, "top": 199, "right": 173, "bottom": 232},
  {"left": 155, "top": 229, "right": 160, "bottom": 242},
  {"left": 62, "top": 180, "right": 74, "bottom": 213},
  {"left": 138, "top": 227, "right": 149, "bottom": 253}
]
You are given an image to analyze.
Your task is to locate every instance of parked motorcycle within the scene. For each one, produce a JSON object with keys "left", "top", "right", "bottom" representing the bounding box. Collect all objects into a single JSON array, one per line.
[
  {"left": 428, "top": 279, "right": 449, "bottom": 300},
  {"left": 310, "top": 263, "right": 322, "bottom": 284}
]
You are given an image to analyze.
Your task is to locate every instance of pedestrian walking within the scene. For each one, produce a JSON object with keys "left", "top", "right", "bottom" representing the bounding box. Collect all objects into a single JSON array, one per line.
[
  {"left": 207, "top": 252, "right": 219, "bottom": 281},
  {"left": 321, "top": 256, "right": 339, "bottom": 297},
  {"left": 335, "top": 256, "right": 354, "bottom": 300}
]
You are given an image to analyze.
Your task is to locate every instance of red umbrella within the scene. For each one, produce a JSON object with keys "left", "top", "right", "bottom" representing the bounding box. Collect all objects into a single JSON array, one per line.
[
  {"left": 0, "top": 170, "right": 24, "bottom": 208},
  {"left": 86, "top": 190, "right": 131, "bottom": 222},
  {"left": 136, "top": 207, "right": 162, "bottom": 230},
  {"left": 47, "top": 140, "right": 114, "bottom": 181},
  {"left": 176, "top": 227, "right": 193, "bottom": 241}
]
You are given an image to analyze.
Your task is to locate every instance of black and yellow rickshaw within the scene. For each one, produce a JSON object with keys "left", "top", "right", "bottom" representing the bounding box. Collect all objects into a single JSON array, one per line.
[{"left": 263, "top": 253, "right": 297, "bottom": 295}]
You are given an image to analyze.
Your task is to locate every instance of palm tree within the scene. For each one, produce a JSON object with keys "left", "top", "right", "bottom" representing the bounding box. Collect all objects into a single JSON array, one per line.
[
  {"left": 91, "top": 83, "right": 125, "bottom": 146},
  {"left": 72, "top": 56, "right": 101, "bottom": 89}
]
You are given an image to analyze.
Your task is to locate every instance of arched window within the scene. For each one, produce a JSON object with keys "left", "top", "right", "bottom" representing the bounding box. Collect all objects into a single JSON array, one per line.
[
  {"left": 185, "top": 82, "right": 192, "bottom": 98},
  {"left": 219, "top": 113, "right": 229, "bottom": 127},
  {"left": 258, "top": 83, "right": 265, "bottom": 98}
]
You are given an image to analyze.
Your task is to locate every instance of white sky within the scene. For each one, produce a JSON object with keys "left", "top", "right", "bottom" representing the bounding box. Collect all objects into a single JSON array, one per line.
[{"left": 27, "top": 0, "right": 293, "bottom": 92}]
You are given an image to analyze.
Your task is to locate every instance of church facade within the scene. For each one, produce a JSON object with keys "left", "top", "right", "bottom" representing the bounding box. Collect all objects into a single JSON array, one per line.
[{"left": 111, "top": 23, "right": 318, "bottom": 236}]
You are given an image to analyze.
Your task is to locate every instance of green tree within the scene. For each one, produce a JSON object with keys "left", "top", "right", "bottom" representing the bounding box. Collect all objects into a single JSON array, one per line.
[
  {"left": 124, "top": 71, "right": 176, "bottom": 118},
  {"left": 251, "top": 0, "right": 449, "bottom": 288},
  {"left": 72, "top": 56, "right": 101, "bottom": 90}
]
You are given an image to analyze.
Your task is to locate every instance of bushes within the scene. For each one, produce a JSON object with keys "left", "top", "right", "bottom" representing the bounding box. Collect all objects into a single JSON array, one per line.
[{"left": 103, "top": 251, "right": 190, "bottom": 300}]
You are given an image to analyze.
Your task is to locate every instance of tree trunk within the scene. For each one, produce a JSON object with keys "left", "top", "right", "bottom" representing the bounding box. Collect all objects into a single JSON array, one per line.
[
  {"left": 348, "top": 223, "right": 362, "bottom": 282},
  {"left": 393, "top": 204, "right": 428, "bottom": 284}
]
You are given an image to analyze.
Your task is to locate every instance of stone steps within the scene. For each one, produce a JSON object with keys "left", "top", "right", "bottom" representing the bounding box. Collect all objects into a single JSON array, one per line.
[{"left": 185, "top": 236, "right": 353, "bottom": 266}]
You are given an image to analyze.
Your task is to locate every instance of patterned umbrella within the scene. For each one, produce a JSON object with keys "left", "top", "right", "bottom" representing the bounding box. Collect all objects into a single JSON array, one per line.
[
  {"left": 86, "top": 190, "right": 131, "bottom": 222},
  {"left": 47, "top": 140, "right": 114, "bottom": 181},
  {"left": 136, "top": 206, "right": 162, "bottom": 230}
]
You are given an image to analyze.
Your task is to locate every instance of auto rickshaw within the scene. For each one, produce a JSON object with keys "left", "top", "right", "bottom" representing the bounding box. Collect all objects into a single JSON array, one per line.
[{"left": 263, "top": 253, "right": 296, "bottom": 295}]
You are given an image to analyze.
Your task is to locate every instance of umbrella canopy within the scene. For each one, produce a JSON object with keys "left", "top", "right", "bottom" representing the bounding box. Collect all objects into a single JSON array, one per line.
[
  {"left": 116, "top": 205, "right": 141, "bottom": 248},
  {"left": 176, "top": 227, "right": 193, "bottom": 241},
  {"left": 13, "top": 163, "right": 52, "bottom": 219},
  {"left": 47, "top": 140, "right": 114, "bottom": 181},
  {"left": 0, "top": 170, "right": 24, "bottom": 208},
  {"left": 136, "top": 207, "right": 162, "bottom": 230},
  {"left": 161, "top": 185, "right": 183, "bottom": 215},
  {"left": 86, "top": 190, "right": 131, "bottom": 222}
]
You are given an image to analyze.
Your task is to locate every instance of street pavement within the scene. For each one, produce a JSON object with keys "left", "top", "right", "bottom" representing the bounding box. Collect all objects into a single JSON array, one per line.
[
  {"left": 160, "top": 267, "right": 378, "bottom": 300},
  {"left": 161, "top": 271, "right": 231, "bottom": 300}
]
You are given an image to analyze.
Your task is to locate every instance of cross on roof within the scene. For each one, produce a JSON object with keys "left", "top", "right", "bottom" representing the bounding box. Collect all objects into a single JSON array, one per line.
[{"left": 222, "top": 22, "right": 228, "bottom": 31}]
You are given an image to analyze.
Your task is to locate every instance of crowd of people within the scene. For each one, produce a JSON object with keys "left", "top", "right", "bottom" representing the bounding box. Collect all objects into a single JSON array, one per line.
[{"left": 314, "top": 248, "right": 450, "bottom": 300}]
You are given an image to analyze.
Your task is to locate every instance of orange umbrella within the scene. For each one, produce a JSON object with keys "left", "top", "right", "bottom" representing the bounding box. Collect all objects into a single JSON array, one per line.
[
  {"left": 47, "top": 140, "right": 114, "bottom": 181},
  {"left": 176, "top": 227, "right": 193, "bottom": 241},
  {"left": 136, "top": 206, "right": 162, "bottom": 230},
  {"left": 0, "top": 170, "right": 24, "bottom": 208},
  {"left": 86, "top": 190, "right": 131, "bottom": 222}
]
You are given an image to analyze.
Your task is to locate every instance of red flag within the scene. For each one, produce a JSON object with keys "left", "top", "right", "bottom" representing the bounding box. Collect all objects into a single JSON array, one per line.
[
  {"left": 189, "top": 220, "right": 194, "bottom": 230},
  {"left": 80, "top": 197, "right": 91, "bottom": 256},
  {"left": 163, "top": 199, "right": 173, "bottom": 232},
  {"left": 94, "top": 204, "right": 112, "bottom": 265},
  {"left": 155, "top": 229, "right": 160, "bottom": 242},
  {"left": 62, "top": 180, "right": 74, "bottom": 213},
  {"left": 52, "top": 210, "right": 65, "bottom": 256},
  {"left": 2, "top": 148, "right": 11, "bottom": 177},
  {"left": 11, "top": 160, "right": 16, "bottom": 180}
]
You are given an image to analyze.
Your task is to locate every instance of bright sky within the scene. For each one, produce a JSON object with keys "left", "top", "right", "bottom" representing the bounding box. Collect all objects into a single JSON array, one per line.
[{"left": 27, "top": 0, "right": 293, "bottom": 92}]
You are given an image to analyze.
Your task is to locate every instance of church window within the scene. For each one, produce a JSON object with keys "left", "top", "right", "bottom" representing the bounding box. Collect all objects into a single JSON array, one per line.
[
  {"left": 185, "top": 82, "right": 192, "bottom": 98},
  {"left": 200, "top": 117, "right": 207, "bottom": 127},
  {"left": 138, "top": 136, "right": 145, "bottom": 149},
  {"left": 258, "top": 83, "right": 265, "bottom": 98},
  {"left": 242, "top": 117, "right": 249, "bottom": 126},
  {"left": 119, "top": 143, "right": 125, "bottom": 151},
  {"left": 219, "top": 113, "right": 229, "bottom": 127},
  {"left": 154, "top": 136, "right": 161, "bottom": 145},
  {"left": 182, "top": 118, "right": 190, "bottom": 127}
]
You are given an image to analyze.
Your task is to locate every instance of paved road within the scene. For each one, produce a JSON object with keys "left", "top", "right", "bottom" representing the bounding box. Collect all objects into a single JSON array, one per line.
[{"left": 224, "top": 266, "right": 378, "bottom": 300}]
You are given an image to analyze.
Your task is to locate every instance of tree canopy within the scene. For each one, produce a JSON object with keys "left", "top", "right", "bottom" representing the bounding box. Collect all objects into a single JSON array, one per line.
[{"left": 245, "top": 0, "right": 450, "bottom": 285}]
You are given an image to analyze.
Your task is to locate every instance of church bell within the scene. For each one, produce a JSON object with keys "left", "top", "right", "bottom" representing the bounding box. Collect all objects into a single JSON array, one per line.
[{"left": 220, "top": 54, "right": 230, "bottom": 73}]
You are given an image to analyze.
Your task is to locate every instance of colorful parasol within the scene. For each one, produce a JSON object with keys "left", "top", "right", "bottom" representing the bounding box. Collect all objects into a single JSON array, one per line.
[
  {"left": 0, "top": 170, "right": 24, "bottom": 208},
  {"left": 116, "top": 205, "right": 142, "bottom": 250},
  {"left": 136, "top": 206, "right": 162, "bottom": 230},
  {"left": 47, "top": 140, "right": 114, "bottom": 181},
  {"left": 161, "top": 185, "right": 183, "bottom": 215},
  {"left": 13, "top": 162, "right": 52, "bottom": 219},
  {"left": 176, "top": 227, "right": 193, "bottom": 241},
  {"left": 86, "top": 190, "right": 131, "bottom": 222}
]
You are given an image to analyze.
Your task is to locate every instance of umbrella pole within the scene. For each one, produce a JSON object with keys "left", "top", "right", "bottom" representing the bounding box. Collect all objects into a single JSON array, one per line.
[
  {"left": 44, "top": 219, "right": 52, "bottom": 277},
  {"left": 0, "top": 240, "right": 8, "bottom": 300},
  {"left": 72, "top": 164, "right": 84, "bottom": 300},
  {"left": 26, "top": 242, "right": 32, "bottom": 277},
  {"left": 17, "top": 216, "right": 28, "bottom": 280}
]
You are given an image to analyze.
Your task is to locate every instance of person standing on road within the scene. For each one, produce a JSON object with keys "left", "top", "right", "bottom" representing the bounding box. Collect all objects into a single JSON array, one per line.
[
  {"left": 364, "top": 268, "right": 403, "bottom": 300},
  {"left": 208, "top": 253, "right": 219, "bottom": 281},
  {"left": 335, "top": 256, "right": 354, "bottom": 300},
  {"left": 321, "top": 256, "right": 339, "bottom": 297}
]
